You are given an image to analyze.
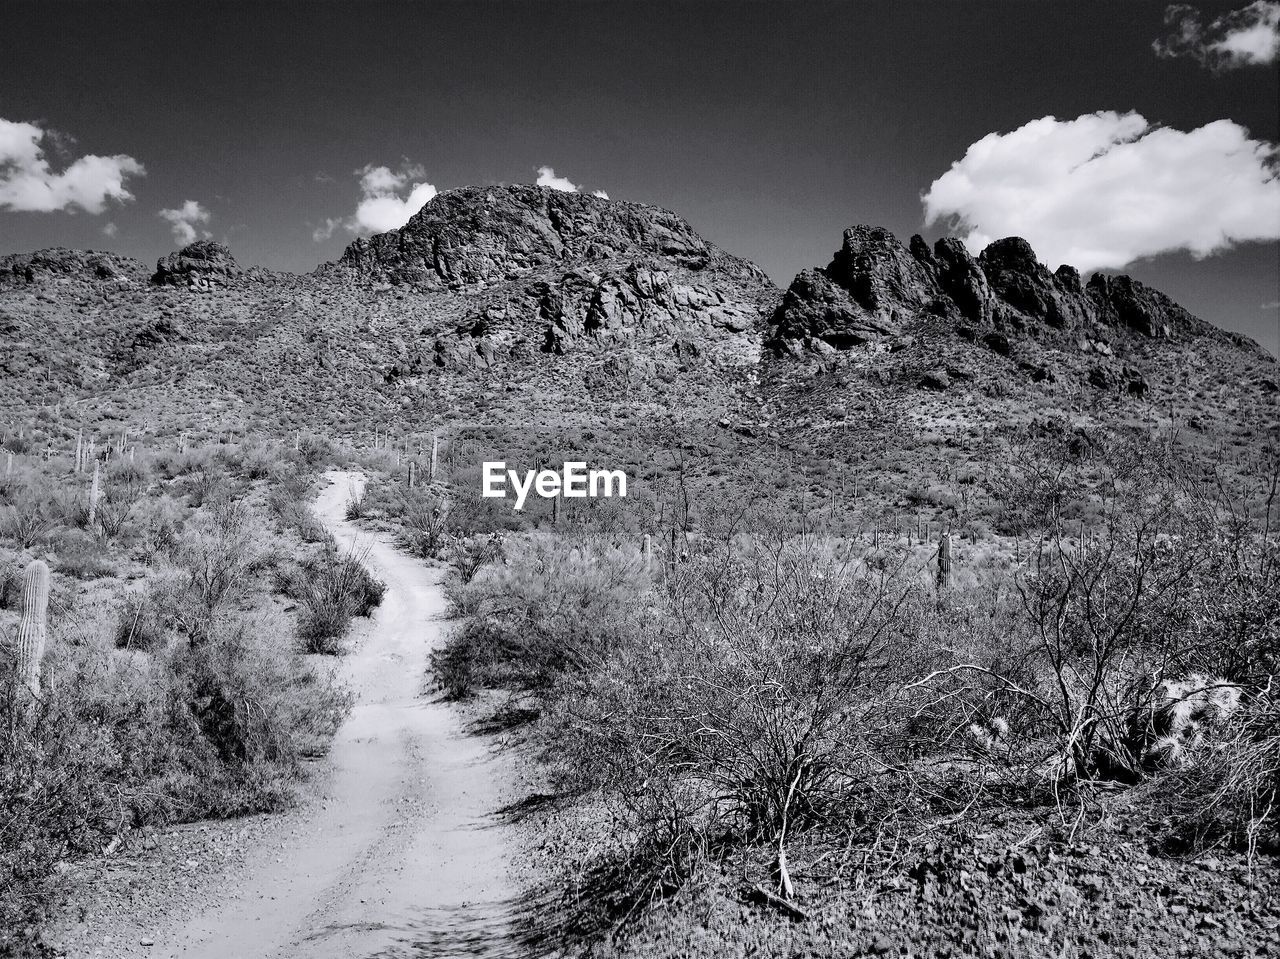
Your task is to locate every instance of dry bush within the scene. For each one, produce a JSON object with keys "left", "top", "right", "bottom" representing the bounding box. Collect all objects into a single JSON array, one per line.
[
  {"left": 170, "top": 500, "right": 269, "bottom": 642},
  {"left": 910, "top": 443, "right": 1279, "bottom": 843},
  {"left": 265, "top": 476, "right": 327, "bottom": 543},
  {"left": 293, "top": 546, "right": 385, "bottom": 654},
  {"left": 0, "top": 487, "right": 59, "bottom": 549},
  {"left": 433, "top": 529, "right": 650, "bottom": 698},
  {"left": 0, "top": 605, "right": 350, "bottom": 949},
  {"left": 545, "top": 534, "right": 938, "bottom": 906}
]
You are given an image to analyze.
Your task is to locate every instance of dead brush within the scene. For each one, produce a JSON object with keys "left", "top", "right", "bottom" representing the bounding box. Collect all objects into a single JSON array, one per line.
[
  {"left": 1130, "top": 681, "right": 1279, "bottom": 856},
  {"left": 296, "top": 544, "right": 385, "bottom": 654}
]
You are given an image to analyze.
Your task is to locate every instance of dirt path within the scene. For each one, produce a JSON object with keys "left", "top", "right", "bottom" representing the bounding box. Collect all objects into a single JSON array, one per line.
[{"left": 135, "top": 470, "right": 522, "bottom": 959}]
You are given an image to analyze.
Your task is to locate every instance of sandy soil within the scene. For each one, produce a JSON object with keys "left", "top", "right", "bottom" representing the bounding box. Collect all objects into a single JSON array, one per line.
[{"left": 49, "top": 470, "right": 525, "bottom": 959}]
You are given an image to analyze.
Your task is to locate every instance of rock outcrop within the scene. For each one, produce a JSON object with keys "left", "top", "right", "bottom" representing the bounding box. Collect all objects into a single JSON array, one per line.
[
  {"left": 331, "top": 184, "right": 768, "bottom": 289},
  {"left": 770, "top": 227, "right": 1220, "bottom": 352},
  {"left": 327, "top": 184, "right": 775, "bottom": 366},
  {"left": 0, "top": 248, "right": 146, "bottom": 286},
  {"left": 152, "top": 241, "right": 243, "bottom": 288}
]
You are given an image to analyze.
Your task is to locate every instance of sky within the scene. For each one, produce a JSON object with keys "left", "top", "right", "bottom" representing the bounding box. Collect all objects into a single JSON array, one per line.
[{"left": 1, "top": 0, "right": 1277, "bottom": 353}]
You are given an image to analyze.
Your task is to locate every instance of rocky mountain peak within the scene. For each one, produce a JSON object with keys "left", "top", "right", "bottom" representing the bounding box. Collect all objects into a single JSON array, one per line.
[
  {"left": 770, "top": 226, "right": 1232, "bottom": 354},
  {"left": 153, "top": 240, "right": 243, "bottom": 289},
  {"left": 331, "top": 184, "right": 768, "bottom": 289}
]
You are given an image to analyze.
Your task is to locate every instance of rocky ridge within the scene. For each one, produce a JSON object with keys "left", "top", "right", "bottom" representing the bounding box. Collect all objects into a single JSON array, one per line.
[
  {"left": 0, "top": 185, "right": 1273, "bottom": 447},
  {"left": 769, "top": 226, "right": 1248, "bottom": 356}
]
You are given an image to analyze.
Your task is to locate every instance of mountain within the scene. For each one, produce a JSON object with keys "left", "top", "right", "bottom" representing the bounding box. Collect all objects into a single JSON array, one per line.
[{"left": 0, "top": 186, "right": 1274, "bottom": 523}]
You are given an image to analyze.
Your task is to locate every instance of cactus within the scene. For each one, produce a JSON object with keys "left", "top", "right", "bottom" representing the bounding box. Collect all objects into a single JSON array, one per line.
[
  {"left": 937, "top": 532, "right": 953, "bottom": 590},
  {"left": 4, "top": 450, "right": 11, "bottom": 475},
  {"left": 642, "top": 533, "right": 652, "bottom": 573},
  {"left": 407, "top": 460, "right": 417, "bottom": 488},
  {"left": 16, "top": 560, "right": 50, "bottom": 697},
  {"left": 429, "top": 432, "right": 439, "bottom": 483},
  {"left": 88, "top": 460, "right": 101, "bottom": 527},
  {"left": 74, "top": 429, "right": 83, "bottom": 473}
]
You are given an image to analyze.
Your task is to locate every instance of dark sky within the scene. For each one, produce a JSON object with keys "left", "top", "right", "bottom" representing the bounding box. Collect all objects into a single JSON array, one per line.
[{"left": 1, "top": 0, "right": 1277, "bottom": 352}]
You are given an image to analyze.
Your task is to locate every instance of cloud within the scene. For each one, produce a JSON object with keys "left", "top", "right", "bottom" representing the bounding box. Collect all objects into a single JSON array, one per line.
[
  {"left": 158, "top": 200, "right": 211, "bottom": 245},
  {"left": 922, "top": 111, "right": 1280, "bottom": 273},
  {"left": 0, "top": 117, "right": 144, "bottom": 214},
  {"left": 315, "top": 161, "right": 436, "bottom": 240},
  {"left": 535, "top": 166, "right": 611, "bottom": 199},
  {"left": 1154, "top": 2, "right": 1280, "bottom": 69},
  {"left": 536, "top": 166, "right": 578, "bottom": 192},
  {"left": 102, "top": 221, "right": 118, "bottom": 238}
]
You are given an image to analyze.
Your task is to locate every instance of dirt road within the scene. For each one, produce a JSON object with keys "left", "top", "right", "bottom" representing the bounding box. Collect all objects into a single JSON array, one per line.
[{"left": 139, "top": 470, "right": 522, "bottom": 959}]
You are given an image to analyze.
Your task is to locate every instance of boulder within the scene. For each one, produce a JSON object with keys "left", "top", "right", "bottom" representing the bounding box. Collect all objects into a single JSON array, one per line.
[{"left": 153, "top": 241, "right": 242, "bottom": 288}]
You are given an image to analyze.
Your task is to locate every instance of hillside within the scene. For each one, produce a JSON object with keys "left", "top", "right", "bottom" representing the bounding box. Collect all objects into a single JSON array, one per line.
[{"left": 1, "top": 184, "right": 1275, "bottom": 530}]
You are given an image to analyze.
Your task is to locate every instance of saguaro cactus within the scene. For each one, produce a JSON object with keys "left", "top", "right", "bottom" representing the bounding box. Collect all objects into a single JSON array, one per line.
[
  {"left": 16, "top": 560, "right": 51, "bottom": 697},
  {"left": 642, "top": 533, "right": 652, "bottom": 573},
  {"left": 407, "top": 460, "right": 417, "bottom": 488},
  {"left": 937, "top": 532, "right": 953, "bottom": 590},
  {"left": 88, "top": 460, "right": 101, "bottom": 527},
  {"left": 429, "top": 432, "right": 439, "bottom": 483}
]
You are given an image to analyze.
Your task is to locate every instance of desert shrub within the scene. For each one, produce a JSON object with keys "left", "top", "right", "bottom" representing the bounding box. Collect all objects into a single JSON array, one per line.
[
  {"left": 265, "top": 476, "right": 327, "bottom": 542},
  {"left": 400, "top": 496, "right": 450, "bottom": 557},
  {"left": 169, "top": 609, "right": 352, "bottom": 771},
  {"left": 229, "top": 438, "right": 286, "bottom": 481},
  {"left": 296, "top": 434, "right": 336, "bottom": 468},
  {"left": 343, "top": 486, "right": 367, "bottom": 520},
  {"left": 170, "top": 500, "right": 269, "bottom": 641},
  {"left": 130, "top": 494, "right": 186, "bottom": 561},
  {"left": 95, "top": 468, "right": 149, "bottom": 540},
  {"left": 47, "top": 529, "right": 117, "bottom": 580},
  {"left": 434, "top": 530, "right": 651, "bottom": 699},
  {"left": 911, "top": 445, "right": 1279, "bottom": 809},
  {"left": 113, "top": 573, "right": 185, "bottom": 651},
  {"left": 447, "top": 533, "right": 505, "bottom": 585},
  {"left": 0, "top": 487, "right": 59, "bottom": 548},
  {"left": 173, "top": 464, "right": 236, "bottom": 508},
  {"left": 543, "top": 537, "right": 939, "bottom": 907},
  {"left": 0, "top": 603, "right": 350, "bottom": 952},
  {"left": 294, "top": 547, "right": 385, "bottom": 654}
]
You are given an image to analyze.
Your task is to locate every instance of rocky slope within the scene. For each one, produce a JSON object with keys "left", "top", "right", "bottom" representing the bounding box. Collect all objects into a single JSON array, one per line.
[
  {"left": 754, "top": 224, "right": 1276, "bottom": 525},
  {"left": 0, "top": 187, "right": 1274, "bottom": 515}
]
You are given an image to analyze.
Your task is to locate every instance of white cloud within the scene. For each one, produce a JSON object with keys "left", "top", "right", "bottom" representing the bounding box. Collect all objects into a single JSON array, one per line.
[
  {"left": 536, "top": 166, "right": 578, "bottom": 192},
  {"left": 102, "top": 221, "right": 118, "bottom": 238},
  {"left": 158, "top": 200, "right": 211, "bottom": 245},
  {"left": 0, "top": 117, "right": 144, "bottom": 214},
  {"left": 922, "top": 111, "right": 1280, "bottom": 273},
  {"left": 536, "top": 166, "right": 612, "bottom": 198},
  {"left": 315, "top": 161, "right": 437, "bottom": 240},
  {"left": 1155, "top": 2, "right": 1280, "bottom": 69}
]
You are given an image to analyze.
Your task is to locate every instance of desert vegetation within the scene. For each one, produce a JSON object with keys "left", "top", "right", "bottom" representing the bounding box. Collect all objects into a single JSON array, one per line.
[
  {"left": 0, "top": 422, "right": 383, "bottom": 955},
  {"left": 362, "top": 426, "right": 1280, "bottom": 954}
]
